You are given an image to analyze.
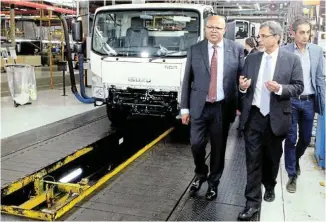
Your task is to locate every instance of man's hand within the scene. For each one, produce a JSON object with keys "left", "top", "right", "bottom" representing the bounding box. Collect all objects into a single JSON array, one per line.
[
  {"left": 265, "top": 81, "right": 280, "bottom": 93},
  {"left": 239, "top": 75, "right": 251, "bottom": 91},
  {"left": 181, "top": 114, "right": 190, "bottom": 125}
]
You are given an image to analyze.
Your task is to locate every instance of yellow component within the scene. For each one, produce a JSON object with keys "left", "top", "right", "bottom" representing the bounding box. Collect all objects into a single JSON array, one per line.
[
  {"left": 1, "top": 205, "right": 53, "bottom": 221},
  {"left": 43, "top": 181, "right": 89, "bottom": 194},
  {"left": 1, "top": 128, "right": 174, "bottom": 221},
  {"left": 34, "top": 176, "right": 44, "bottom": 196},
  {"left": 303, "top": 0, "right": 320, "bottom": 5},
  {"left": 54, "top": 127, "right": 174, "bottom": 220},
  {"left": 1, "top": 147, "right": 93, "bottom": 196},
  {"left": 19, "top": 192, "right": 47, "bottom": 210},
  {"left": 46, "top": 185, "right": 55, "bottom": 208},
  {"left": 51, "top": 193, "right": 71, "bottom": 211},
  {"left": 320, "top": 181, "right": 325, "bottom": 187}
]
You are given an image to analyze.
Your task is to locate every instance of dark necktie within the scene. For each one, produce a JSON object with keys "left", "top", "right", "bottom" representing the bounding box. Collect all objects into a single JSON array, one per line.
[{"left": 208, "top": 45, "right": 217, "bottom": 102}]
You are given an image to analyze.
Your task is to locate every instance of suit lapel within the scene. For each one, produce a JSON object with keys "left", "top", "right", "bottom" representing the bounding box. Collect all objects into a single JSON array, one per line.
[
  {"left": 251, "top": 52, "right": 263, "bottom": 91},
  {"left": 200, "top": 39, "right": 210, "bottom": 75},
  {"left": 308, "top": 43, "right": 316, "bottom": 83},
  {"left": 273, "top": 49, "right": 284, "bottom": 81},
  {"left": 288, "top": 43, "right": 295, "bottom": 53},
  {"left": 223, "top": 39, "right": 231, "bottom": 92}
]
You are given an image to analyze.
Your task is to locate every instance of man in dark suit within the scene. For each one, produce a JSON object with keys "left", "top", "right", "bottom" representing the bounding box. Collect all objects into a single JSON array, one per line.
[
  {"left": 180, "top": 15, "right": 244, "bottom": 200},
  {"left": 282, "top": 19, "right": 325, "bottom": 193},
  {"left": 237, "top": 21, "right": 304, "bottom": 220}
]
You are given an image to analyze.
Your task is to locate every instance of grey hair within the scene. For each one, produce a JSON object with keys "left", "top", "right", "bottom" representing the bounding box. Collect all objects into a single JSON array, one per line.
[{"left": 260, "top": 21, "right": 283, "bottom": 39}]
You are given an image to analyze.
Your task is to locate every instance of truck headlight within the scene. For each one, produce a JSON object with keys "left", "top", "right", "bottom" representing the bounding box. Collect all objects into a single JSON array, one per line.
[{"left": 92, "top": 75, "right": 108, "bottom": 98}]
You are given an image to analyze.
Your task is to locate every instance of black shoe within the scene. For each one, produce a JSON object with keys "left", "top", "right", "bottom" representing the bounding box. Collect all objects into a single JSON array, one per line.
[
  {"left": 286, "top": 177, "right": 297, "bottom": 193},
  {"left": 238, "top": 206, "right": 260, "bottom": 221},
  {"left": 263, "top": 188, "right": 275, "bottom": 202},
  {"left": 296, "top": 162, "right": 301, "bottom": 176},
  {"left": 205, "top": 186, "right": 217, "bottom": 200},
  {"left": 189, "top": 178, "right": 205, "bottom": 193}
]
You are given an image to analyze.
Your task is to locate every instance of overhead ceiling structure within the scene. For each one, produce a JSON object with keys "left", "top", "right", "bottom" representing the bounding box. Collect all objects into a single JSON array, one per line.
[
  {"left": 1, "top": 0, "right": 323, "bottom": 28},
  {"left": 0, "top": 0, "right": 76, "bottom": 16}
]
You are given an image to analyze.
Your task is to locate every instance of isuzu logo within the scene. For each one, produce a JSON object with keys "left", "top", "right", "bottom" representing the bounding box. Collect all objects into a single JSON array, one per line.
[
  {"left": 165, "top": 65, "right": 177, "bottom": 69},
  {"left": 128, "top": 77, "right": 151, "bottom": 83}
]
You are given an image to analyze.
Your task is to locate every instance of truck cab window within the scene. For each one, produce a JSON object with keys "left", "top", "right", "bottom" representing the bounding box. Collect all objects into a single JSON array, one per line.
[{"left": 235, "top": 21, "right": 249, "bottom": 39}]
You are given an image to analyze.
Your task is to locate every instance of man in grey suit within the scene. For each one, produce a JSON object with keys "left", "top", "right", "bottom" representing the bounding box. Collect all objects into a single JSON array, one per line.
[
  {"left": 237, "top": 21, "right": 304, "bottom": 220},
  {"left": 283, "top": 19, "right": 325, "bottom": 193},
  {"left": 180, "top": 15, "right": 244, "bottom": 200}
]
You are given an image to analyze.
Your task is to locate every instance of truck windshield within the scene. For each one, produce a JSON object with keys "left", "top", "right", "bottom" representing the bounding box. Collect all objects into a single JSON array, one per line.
[
  {"left": 235, "top": 21, "right": 249, "bottom": 39},
  {"left": 92, "top": 9, "right": 200, "bottom": 58}
]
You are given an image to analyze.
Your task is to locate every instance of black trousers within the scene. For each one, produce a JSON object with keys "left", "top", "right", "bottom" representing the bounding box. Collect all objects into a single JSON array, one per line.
[
  {"left": 190, "top": 101, "right": 229, "bottom": 187},
  {"left": 244, "top": 106, "right": 285, "bottom": 208}
]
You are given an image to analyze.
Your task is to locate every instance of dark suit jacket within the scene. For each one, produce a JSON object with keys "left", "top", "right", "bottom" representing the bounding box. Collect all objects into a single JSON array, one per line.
[
  {"left": 239, "top": 48, "right": 304, "bottom": 136},
  {"left": 249, "top": 48, "right": 259, "bottom": 54},
  {"left": 180, "top": 38, "right": 244, "bottom": 123},
  {"left": 282, "top": 43, "right": 325, "bottom": 115}
]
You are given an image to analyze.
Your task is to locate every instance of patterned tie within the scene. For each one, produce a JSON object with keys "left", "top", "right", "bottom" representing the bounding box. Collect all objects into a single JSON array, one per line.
[
  {"left": 260, "top": 55, "right": 273, "bottom": 116},
  {"left": 208, "top": 45, "right": 218, "bottom": 102}
]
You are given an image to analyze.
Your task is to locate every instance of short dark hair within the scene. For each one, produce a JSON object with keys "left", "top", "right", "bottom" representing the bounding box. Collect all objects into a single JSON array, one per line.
[
  {"left": 245, "top": 37, "right": 257, "bottom": 48},
  {"left": 292, "top": 18, "right": 311, "bottom": 32}
]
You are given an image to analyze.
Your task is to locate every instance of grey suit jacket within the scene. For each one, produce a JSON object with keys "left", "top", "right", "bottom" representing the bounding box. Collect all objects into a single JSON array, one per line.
[
  {"left": 180, "top": 38, "right": 244, "bottom": 122},
  {"left": 239, "top": 49, "right": 304, "bottom": 136},
  {"left": 282, "top": 42, "right": 325, "bottom": 115}
]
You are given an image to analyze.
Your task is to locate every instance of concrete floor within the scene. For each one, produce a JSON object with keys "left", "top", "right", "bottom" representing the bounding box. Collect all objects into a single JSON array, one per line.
[
  {"left": 1, "top": 86, "right": 96, "bottom": 139},
  {"left": 261, "top": 146, "right": 325, "bottom": 221},
  {"left": 1, "top": 87, "right": 325, "bottom": 221}
]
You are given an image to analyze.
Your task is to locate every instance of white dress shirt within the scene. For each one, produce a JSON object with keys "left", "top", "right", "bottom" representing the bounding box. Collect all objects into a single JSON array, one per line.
[
  {"left": 181, "top": 40, "right": 224, "bottom": 115},
  {"left": 294, "top": 44, "right": 314, "bottom": 95},
  {"left": 240, "top": 47, "right": 282, "bottom": 107}
]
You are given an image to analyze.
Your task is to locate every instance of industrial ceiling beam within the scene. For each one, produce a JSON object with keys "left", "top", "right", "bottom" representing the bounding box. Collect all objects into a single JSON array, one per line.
[
  {"left": 0, "top": 10, "right": 43, "bottom": 15},
  {"left": 227, "top": 15, "right": 285, "bottom": 21}
]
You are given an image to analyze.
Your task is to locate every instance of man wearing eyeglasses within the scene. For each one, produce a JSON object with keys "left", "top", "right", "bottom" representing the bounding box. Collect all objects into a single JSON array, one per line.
[
  {"left": 282, "top": 19, "right": 325, "bottom": 193},
  {"left": 237, "top": 21, "right": 304, "bottom": 220},
  {"left": 180, "top": 15, "right": 244, "bottom": 200}
]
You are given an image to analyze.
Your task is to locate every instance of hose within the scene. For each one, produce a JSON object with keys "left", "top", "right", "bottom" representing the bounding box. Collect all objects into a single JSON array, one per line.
[
  {"left": 78, "top": 54, "right": 93, "bottom": 100},
  {"left": 57, "top": 13, "right": 93, "bottom": 104}
]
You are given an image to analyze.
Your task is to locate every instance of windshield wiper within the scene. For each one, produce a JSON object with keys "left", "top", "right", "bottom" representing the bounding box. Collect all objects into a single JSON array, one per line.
[
  {"left": 95, "top": 27, "right": 117, "bottom": 57},
  {"left": 149, "top": 47, "right": 185, "bottom": 62}
]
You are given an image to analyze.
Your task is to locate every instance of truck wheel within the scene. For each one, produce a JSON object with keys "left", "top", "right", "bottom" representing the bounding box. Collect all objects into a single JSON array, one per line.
[{"left": 106, "top": 106, "right": 127, "bottom": 127}]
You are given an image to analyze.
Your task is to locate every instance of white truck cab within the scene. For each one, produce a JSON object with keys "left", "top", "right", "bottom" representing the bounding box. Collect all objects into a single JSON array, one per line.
[
  {"left": 226, "top": 20, "right": 260, "bottom": 46},
  {"left": 90, "top": 3, "right": 214, "bottom": 124}
]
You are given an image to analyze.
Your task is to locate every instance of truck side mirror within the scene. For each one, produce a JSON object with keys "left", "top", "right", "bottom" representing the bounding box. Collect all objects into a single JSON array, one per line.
[{"left": 72, "top": 20, "right": 83, "bottom": 42}]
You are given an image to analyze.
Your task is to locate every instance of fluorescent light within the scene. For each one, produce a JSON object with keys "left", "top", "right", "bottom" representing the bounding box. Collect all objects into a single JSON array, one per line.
[{"left": 59, "top": 168, "right": 82, "bottom": 183}]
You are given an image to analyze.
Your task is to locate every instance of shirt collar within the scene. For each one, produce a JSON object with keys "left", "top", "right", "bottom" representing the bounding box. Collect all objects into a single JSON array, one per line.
[
  {"left": 263, "top": 47, "right": 279, "bottom": 59},
  {"left": 294, "top": 42, "right": 309, "bottom": 50},
  {"left": 208, "top": 39, "right": 224, "bottom": 49}
]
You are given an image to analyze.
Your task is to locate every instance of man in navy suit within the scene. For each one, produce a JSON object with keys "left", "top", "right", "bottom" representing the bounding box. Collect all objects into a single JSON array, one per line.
[{"left": 180, "top": 15, "right": 244, "bottom": 200}]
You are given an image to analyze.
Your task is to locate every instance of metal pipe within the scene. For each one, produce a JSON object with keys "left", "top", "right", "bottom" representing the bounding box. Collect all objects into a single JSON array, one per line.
[
  {"left": 10, "top": 4, "right": 16, "bottom": 48},
  {"left": 226, "top": 16, "right": 285, "bottom": 21},
  {"left": 2, "top": 0, "right": 76, "bottom": 15}
]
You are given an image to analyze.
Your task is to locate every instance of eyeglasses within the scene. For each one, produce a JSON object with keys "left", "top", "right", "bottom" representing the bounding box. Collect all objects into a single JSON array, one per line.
[
  {"left": 206, "top": 26, "right": 224, "bottom": 31},
  {"left": 257, "top": 34, "right": 275, "bottom": 39}
]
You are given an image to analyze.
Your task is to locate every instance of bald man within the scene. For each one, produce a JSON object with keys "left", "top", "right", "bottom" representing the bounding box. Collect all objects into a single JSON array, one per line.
[{"left": 181, "top": 16, "right": 244, "bottom": 200}]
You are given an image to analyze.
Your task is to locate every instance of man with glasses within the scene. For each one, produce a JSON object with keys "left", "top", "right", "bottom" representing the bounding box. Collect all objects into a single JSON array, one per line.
[
  {"left": 180, "top": 15, "right": 244, "bottom": 200},
  {"left": 237, "top": 21, "right": 304, "bottom": 220},
  {"left": 282, "top": 19, "right": 325, "bottom": 193}
]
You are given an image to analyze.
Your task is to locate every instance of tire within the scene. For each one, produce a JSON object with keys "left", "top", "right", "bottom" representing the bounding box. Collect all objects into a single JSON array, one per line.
[{"left": 106, "top": 105, "right": 128, "bottom": 127}]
